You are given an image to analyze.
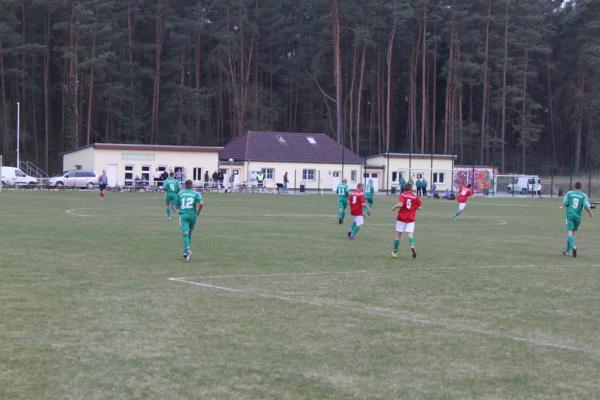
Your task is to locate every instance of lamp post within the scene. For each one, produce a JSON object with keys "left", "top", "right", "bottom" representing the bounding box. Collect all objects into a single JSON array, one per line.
[{"left": 228, "top": 158, "right": 234, "bottom": 192}]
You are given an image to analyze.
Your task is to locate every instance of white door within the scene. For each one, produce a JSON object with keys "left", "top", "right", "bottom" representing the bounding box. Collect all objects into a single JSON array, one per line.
[
  {"left": 365, "top": 172, "right": 379, "bottom": 192},
  {"left": 331, "top": 171, "right": 341, "bottom": 192},
  {"left": 106, "top": 165, "right": 118, "bottom": 187}
]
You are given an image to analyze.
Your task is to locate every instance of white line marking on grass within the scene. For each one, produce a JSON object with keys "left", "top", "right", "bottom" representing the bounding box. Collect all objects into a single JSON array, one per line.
[
  {"left": 65, "top": 208, "right": 99, "bottom": 217},
  {"left": 169, "top": 263, "right": 598, "bottom": 281},
  {"left": 168, "top": 277, "right": 600, "bottom": 359}
]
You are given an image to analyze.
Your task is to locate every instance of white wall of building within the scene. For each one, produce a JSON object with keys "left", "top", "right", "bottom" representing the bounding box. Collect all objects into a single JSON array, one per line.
[
  {"left": 367, "top": 154, "right": 455, "bottom": 191},
  {"left": 63, "top": 147, "right": 221, "bottom": 186},
  {"left": 223, "top": 161, "right": 365, "bottom": 190}
]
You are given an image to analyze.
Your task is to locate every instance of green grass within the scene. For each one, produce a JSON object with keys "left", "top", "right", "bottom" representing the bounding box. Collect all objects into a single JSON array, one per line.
[{"left": 1, "top": 191, "right": 599, "bottom": 399}]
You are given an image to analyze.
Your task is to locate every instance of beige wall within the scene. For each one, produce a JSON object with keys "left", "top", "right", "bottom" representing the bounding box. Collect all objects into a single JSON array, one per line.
[
  {"left": 367, "top": 155, "right": 455, "bottom": 191},
  {"left": 225, "top": 161, "right": 364, "bottom": 190},
  {"left": 63, "top": 147, "right": 95, "bottom": 172},
  {"left": 63, "top": 148, "right": 221, "bottom": 186}
]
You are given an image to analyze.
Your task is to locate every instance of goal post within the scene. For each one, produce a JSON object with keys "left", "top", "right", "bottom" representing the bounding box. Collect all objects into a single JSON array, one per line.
[{"left": 0, "top": 155, "right": 3, "bottom": 192}]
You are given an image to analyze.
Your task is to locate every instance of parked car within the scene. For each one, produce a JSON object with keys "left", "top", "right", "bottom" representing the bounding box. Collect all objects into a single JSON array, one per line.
[
  {"left": 0, "top": 166, "right": 39, "bottom": 188},
  {"left": 47, "top": 170, "right": 98, "bottom": 189},
  {"left": 507, "top": 176, "right": 539, "bottom": 194}
]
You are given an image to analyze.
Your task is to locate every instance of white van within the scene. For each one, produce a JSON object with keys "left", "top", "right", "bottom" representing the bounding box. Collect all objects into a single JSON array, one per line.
[
  {"left": 507, "top": 176, "right": 539, "bottom": 194},
  {"left": 0, "top": 166, "right": 39, "bottom": 188}
]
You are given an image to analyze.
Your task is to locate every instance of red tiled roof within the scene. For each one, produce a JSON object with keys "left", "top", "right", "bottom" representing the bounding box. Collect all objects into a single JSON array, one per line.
[{"left": 219, "top": 131, "right": 363, "bottom": 164}]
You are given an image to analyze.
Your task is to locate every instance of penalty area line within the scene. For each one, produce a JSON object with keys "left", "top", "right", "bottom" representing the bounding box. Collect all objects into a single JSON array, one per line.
[
  {"left": 168, "top": 263, "right": 596, "bottom": 281},
  {"left": 168, "top": 277, "right": 600, "bottom": 359}
]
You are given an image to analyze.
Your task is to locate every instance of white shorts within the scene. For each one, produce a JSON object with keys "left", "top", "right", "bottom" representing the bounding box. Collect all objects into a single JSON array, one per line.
[
  {"left": 353, "top": 216, "right": 364, "bottom": 226},
  {"left": 395, "top": 221, "right": 415, "bottom": 233},
  {"left": 458, "top": 202, "right": 467, "bottom": 211}
]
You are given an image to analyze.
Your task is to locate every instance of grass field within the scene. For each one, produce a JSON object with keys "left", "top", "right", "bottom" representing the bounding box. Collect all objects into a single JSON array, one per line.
[{"left": 1, "top": 191, "right": 599, "bottom": 399}]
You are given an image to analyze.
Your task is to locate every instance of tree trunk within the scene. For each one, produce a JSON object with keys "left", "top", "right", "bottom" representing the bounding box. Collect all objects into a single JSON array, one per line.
[
  {"left": 150, "top": 0, "right": 163, "bottom": 144},
  {"left": 480, "top": 0, "right": 491, "bottom": 164},
  {"left": 356, "top": 43, "right": 366, "bottom": 156},
  {"left": 431, "top": 20, "right": 437, "bottom": 154},
  {"left": 44, "top": 8, "right": 51, "bottom": 171},
  {"left": 420, "top": 0, "right": 428, "bottom": 154},
  {"left": 0, "top": 41, "right": 8, "bottom": 154},
  {"left": 86, "top": 30, "right": 96, "bottom": 145},
  {"left": 386, "top": 25, "right": 397, "bottom": 154},
  {"left": 500, "top": 0, "right": 509, "bottom": 172},
  {"left": 520, "top": 50, "right": 529, "bottom": 174},
  {"left": 331, "top": 0, "right": 343, "bottom": 143},
  {"left": 574, "top": 76, "right": 586, "bottom": 173}
]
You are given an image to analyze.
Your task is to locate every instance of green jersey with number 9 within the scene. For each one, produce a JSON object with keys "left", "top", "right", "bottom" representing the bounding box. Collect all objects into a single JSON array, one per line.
[
  {"left": 178, "top": 189, "right": 203, "bottom": 216},
  {"left": 563, "top": 190, "right": 590, "bottom": 220}
]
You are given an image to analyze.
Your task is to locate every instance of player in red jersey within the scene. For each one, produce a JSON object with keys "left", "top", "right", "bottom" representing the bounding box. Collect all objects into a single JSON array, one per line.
[
  {"left": 391, "top": 183, "right": 422, "bottom": 258},
  {"left": 347, "top": 183, "right": 371, "bottom": 240},
  {"left": 451, "top": 183, "right": 473, "bottom": 220}
]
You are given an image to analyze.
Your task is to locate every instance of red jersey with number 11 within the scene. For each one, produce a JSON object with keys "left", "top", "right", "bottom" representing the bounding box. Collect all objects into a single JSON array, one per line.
[
  {"left": 397, "top": 191, "right": 421, "bottom": 223},
  {"left": 349, "top": 190, "right": 366, "bottom": 216}
]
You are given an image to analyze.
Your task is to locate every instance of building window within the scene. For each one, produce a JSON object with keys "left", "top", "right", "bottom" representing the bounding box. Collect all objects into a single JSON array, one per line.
[
  {"left": 141, "top": 166, "right": 150, "bottom": 182},
  {"left": 302, "top": 169, "right": 316, "bottom": 181},
  {"left": 261, "top": 168, "right": 274, "bottom": 180},
  {"left": 350, "top": 170, "right": 357, "bottom": 182},
  {"left": 75, "top": 165, "right": 82, "bottom": 170},
  {"left": 392, "top": 171, "right": 398, "bottom": 182},
  {"left": 193, "top": 168, "right": 203, "bottom": 181},
  {"left": 433, "top": 172, "right": 445, "bottom": 184},
  {"left": 124, "top": 165, "right": 134, "bottom": 186}
]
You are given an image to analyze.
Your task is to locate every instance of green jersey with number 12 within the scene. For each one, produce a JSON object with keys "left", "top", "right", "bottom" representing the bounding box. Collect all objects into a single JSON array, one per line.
[
  {"left": 563, "top": 190, "right": 590, "bottom": 219},
  {"left": 178, "top": 189, "right": 203, "bottom": 216}
]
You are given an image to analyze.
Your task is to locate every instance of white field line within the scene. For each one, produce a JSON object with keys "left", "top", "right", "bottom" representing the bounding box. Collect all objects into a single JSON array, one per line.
[
  {"left": 65, "top": 208, "right": 100, "bottom": 217},
  {"left": 168, "top": 277, "right": 600, "bottom": 358},
  {"left": 169, "top": 263, "right": 598, "bottom": 281}
]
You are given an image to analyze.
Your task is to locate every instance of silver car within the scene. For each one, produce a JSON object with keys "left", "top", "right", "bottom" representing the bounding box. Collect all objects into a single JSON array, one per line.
[{"left": 47, "top": 170, "right": 98, "bottom": 189}]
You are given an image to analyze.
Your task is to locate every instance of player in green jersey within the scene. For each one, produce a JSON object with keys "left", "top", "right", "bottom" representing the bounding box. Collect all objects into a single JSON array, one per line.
[
  {"left": 177, "top": 180, "right": 204, "bottom": 261},
  {"left": 163, "top": 172, "right": 181, "bottom": 220},
  {"left": 336, "top": 178, "right": 350, "bottom": 224},
  {"left": 364, "top": 179, "right": 375, "bottom": 216},
  {"left": 562, "top": 182, "right": 593, "bottom": 257}
]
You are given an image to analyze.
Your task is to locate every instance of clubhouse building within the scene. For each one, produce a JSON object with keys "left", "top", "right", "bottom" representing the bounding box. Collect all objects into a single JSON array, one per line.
[{"left": 62, "top": 131, "right": 456, "bottom": 191}]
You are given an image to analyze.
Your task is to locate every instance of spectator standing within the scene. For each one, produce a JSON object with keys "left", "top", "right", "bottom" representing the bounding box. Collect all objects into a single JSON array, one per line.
[
  {"left": 160, "top": 169, "right": 169, "bottom": 183},
  {"left": 416, "top": 176, "right": 424, "bottom": 197},
  {"left": 212, "top": 171, "right": 219, "bottom": 189},
  {"left": 218, "top": 171, "right": 224, "bottom": 189},
  {"left": 399, "top": 175, "right": 406, "bottom": 194},
  {"left": 204, "top": 171, "right": 210, "bottom": 189},
  {"left": 175, "top": 169, "right": 183, "bottom": 184},
  {"left": 283, "top": 172, "right": 289, "bottom": 193},
  {"left": 153, "top": 168, "right": 163, "bottom": 187},
  {"left": 257, "top": 171, "right": 265, "bottom": 191},
  {"left": 536, "top": 179, "right": 542, "bottom": 198}
]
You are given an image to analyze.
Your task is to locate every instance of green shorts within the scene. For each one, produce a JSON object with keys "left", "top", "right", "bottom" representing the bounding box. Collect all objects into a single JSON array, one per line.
[
  {"left": 179, "top": 213, "right": 197, "bottom": 233},
  {"left": 337, "top": 197, "right": 348, "bottom": 210},
  {"left": 165, "top": 193, "right": 178, "bottom": 206},
  {"left": 565, "top": 217, "right": 581, "bottom": 232},
  {"left": 366, "top": 198, "right": 374, "bottom": 207}
]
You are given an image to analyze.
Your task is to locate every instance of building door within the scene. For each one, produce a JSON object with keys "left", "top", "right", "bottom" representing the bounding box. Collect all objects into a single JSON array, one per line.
[
  {"left": 364, "top": 172, "right": 380, "bottom": 192},
  {"left": 331, "top": 171, "right": 341, "bottom": 192},
  {"left": 106, "top": 164, "right": 118, "bottom": 187}
]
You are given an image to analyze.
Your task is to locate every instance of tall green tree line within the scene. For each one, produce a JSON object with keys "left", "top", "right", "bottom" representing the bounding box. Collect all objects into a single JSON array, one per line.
[{"left": 0, "top": 0, "right": 598, "bottom": 174}]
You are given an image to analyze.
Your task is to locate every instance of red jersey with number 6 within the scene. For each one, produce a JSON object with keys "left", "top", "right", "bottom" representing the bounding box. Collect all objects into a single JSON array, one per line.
[
  {"left": 457, "top": 187, "right": 473, "bottom": 203},
  {"left": 397, "top": 191, "right": 421, "bottom": 223},
  {"left": 349, "top": 190, "right": 366, "bottom": 216}
]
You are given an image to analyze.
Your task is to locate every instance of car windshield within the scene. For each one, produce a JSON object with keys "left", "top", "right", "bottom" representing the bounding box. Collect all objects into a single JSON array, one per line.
[{"left": 15, "top": 170, "right": 25, "bottom": 177}]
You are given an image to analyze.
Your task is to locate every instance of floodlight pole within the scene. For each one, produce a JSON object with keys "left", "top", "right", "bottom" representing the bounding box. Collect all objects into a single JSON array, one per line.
[{"left": 16, "top": 102, "right": 20, "bottom": 168}]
